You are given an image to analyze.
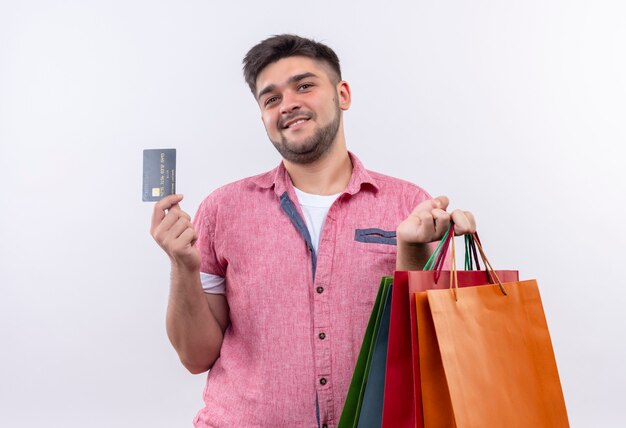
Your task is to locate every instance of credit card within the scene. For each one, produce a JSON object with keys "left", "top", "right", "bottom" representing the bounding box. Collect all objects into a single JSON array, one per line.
[{"left": 142, "top": 148, "right": 176, "bottom": 201}]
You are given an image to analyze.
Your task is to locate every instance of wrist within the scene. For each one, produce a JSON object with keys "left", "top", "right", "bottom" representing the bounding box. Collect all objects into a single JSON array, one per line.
[
  {"left": 170, "top": 261, "right": 200, "bottom": 281},
  {"left": 396, "top": 239, "right": 431, "bottom": 271}
]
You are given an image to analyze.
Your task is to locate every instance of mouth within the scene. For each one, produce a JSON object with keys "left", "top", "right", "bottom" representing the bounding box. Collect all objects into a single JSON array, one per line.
[{"left": 281, "top": 116, "right": 311, "bottom": 130}]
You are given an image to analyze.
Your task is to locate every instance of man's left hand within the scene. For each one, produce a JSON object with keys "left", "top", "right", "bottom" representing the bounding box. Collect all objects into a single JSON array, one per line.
[{"left": 395, "top": 196, "right": 475, "bottom": 270}]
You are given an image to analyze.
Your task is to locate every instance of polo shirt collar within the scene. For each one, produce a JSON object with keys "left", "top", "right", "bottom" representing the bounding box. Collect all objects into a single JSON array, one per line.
[{"left": 251, "top": 151, "right": 379, "bottom": 197}]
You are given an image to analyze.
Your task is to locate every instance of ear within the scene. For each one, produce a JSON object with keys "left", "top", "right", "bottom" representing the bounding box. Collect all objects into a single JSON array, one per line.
[{"left": 336, "top": 81, "right": 352, "bottom": 111}]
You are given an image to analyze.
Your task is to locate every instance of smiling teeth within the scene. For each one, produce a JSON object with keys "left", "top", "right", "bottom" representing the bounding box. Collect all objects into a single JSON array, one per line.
[{"left": 289, "top": 119, "right": 306, "bottom": 128}]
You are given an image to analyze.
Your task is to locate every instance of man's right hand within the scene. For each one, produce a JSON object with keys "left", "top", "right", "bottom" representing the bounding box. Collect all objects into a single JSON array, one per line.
[{"left": 150, "top": 194, "right": 200, "bottom": 272}]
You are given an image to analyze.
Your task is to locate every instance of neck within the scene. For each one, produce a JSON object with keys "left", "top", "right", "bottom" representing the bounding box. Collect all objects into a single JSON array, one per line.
[{"left": 283, "top": 138, "right": 352, "bottom": 195}]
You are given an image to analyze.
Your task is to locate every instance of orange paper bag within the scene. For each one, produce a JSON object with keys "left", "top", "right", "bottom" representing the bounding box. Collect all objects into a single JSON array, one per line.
[{"left": 416, "top": 235, "right": 569, "bottom": 427}]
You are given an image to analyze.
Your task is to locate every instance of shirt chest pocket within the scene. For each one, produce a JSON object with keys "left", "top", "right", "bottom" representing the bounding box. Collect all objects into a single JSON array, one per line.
[
  {"left": 354, "top": 228, "right": 397, "bottom": 252},
  {"left": 348, "top": 228, "right": 397, "bottom": 304}
]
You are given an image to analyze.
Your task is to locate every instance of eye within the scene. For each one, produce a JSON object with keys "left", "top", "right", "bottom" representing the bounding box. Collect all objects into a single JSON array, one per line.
[
  {"left": 298, "top": 83, "right": 313, "bottom": 91},
  {"left": 264, "top": 96, "right": 279, "bottom": 107}
]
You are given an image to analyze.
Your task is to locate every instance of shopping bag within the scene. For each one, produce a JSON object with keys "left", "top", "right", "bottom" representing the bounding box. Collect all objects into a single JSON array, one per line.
[
  {"left": 416, "top": 234, "right": 569, "bottom": 427},
  {"left": 382, "top": 233, "right": 518, "bottom": 428},
  {"left": 338, "top": 276, "right": 392, "bottom": 428},
  {"left": 357, "top": 280, "right": 392, "bottom": 428}
]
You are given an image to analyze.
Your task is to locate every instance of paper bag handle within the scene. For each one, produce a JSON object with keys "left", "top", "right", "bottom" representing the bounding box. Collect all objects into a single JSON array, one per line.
[
  {"left": 424, "top": 224, "right": 483, "bottom": 273},
  {"left": 449, "top": 230, "right": 508, "bottom": 300}
]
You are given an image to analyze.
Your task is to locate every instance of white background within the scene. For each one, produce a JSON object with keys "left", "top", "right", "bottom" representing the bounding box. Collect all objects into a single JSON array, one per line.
[{"left": 1, "top": 0, "right": 625, "bottom": 426}]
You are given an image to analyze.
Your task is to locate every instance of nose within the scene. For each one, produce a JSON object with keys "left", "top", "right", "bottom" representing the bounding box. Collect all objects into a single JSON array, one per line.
[{"left": 279, "top": 91, "right": 301, "bottom": 115}]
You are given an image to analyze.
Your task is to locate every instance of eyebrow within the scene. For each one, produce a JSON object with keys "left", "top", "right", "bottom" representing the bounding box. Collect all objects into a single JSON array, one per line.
[{"left": 257, "top": 72, "right": 319, "bottom": 101}]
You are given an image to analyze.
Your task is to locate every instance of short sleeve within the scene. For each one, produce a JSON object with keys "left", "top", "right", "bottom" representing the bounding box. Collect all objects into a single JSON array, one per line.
[{"left": 193, "top": 194, "right": 227, "bottom": 278}]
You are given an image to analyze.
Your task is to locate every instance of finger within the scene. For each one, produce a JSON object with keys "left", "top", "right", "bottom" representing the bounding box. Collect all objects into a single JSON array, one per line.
[
  {"left": 171, "top": 227, "right": 198, "bottom": 256},
  {"left": 451, "top": 209, "right": 475, "bottom": 235},
  {"left": 169, "top": 217, "right": 194, "bottom": 241},
  {"left": 152, "top": 209, "right": 190, "bottom": 244},
  {"left": 169, "top": 202, "right": 182, "bottom": 215},
  {"left": 465, "top": 211, "right": 476, "bottom": 233},
  {"left": 182, "top": 226, "right": 198, "bottom": 246},
  {"left": 180, "top": 210, "right": 192, "bottom": 222},
  {"left": 410, "top": 195, "right": 448, "bottom": 215},
  {"left": 431, "top": 208, "right": 451, "bottom": 238},
  {"left": 151, "top": 194, "right": 184, "bottom": 233},
  {"left": 432, "top": 195, "right": 449, "bottom": 211},
  {"left": 156, "top": 194, "right": 184, "bottom": 212},
  {"left": 167, "top": 204, "right": 191, "bottom": 221},
  {"left": 415, "top": 210, "right": 435, "bottom": 239}
]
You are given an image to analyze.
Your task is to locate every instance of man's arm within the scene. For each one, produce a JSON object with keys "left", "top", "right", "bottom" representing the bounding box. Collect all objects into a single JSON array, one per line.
[
  {"left": 396, "top": 196, "right": 475, "bottom": 270},
  {"left": 151, "top": 194, "right": 230, "bottom": 374}
]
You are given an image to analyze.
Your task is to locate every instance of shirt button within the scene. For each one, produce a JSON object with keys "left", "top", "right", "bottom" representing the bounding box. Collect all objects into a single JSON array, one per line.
[
  {"left": 316, "top": 286, "right": 324, "bottom": 294},
  {"left": 322, "top": 425, "right": 328, "bottom": 428},
  {"left": 320, "top": 378, "right": 327, "bottom": 385},
  {"left": 319, "top": 332, "right": 326, "bottom": 340}
]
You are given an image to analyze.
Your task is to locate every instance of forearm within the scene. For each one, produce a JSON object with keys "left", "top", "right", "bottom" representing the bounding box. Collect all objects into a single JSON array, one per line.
[{"left": 166, "top": 264, "right": 224, "bottom": 374}]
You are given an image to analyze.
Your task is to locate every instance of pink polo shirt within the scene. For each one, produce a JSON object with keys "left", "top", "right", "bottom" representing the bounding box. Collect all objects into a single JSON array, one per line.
[{"left": 192, "top": 153, "right": 430, "bottom": 427}]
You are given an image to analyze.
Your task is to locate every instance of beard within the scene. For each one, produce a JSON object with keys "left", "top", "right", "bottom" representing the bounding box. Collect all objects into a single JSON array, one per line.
[{"left": 269, "top": 102, "right": 341, "bottom": 165}]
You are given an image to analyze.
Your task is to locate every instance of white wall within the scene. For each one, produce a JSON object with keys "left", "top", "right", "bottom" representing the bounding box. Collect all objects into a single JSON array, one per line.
[{"left": 1, "top": 0, "right": 624, "bottom": 426}]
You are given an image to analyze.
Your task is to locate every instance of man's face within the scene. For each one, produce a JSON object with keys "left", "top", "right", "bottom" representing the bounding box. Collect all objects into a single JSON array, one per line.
[{"left": 255, "top": 56, "right": 350, "bottom": 165}]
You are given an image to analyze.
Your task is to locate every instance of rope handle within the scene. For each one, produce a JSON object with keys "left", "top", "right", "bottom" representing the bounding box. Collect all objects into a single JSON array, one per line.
[
  {"left": 422, "top": 223, "right": 508, "bottom": 299},
  {"left": 450, "top": 232, "right": 507, "bottom": 300}
]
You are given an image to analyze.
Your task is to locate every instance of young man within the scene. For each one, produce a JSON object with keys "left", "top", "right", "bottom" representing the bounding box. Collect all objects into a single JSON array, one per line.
[{"left": 150, "top": 35, "right": 475, "bottom": 427}]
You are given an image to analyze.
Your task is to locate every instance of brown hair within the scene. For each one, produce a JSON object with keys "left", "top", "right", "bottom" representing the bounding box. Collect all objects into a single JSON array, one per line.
[{"left": 243, "top": 34, "right": 342, "bottom": 96}]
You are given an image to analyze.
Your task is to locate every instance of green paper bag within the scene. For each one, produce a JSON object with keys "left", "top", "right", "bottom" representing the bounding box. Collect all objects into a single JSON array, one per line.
[{"left": 338, "top": 276, "right": 392, "bottom": 428}]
